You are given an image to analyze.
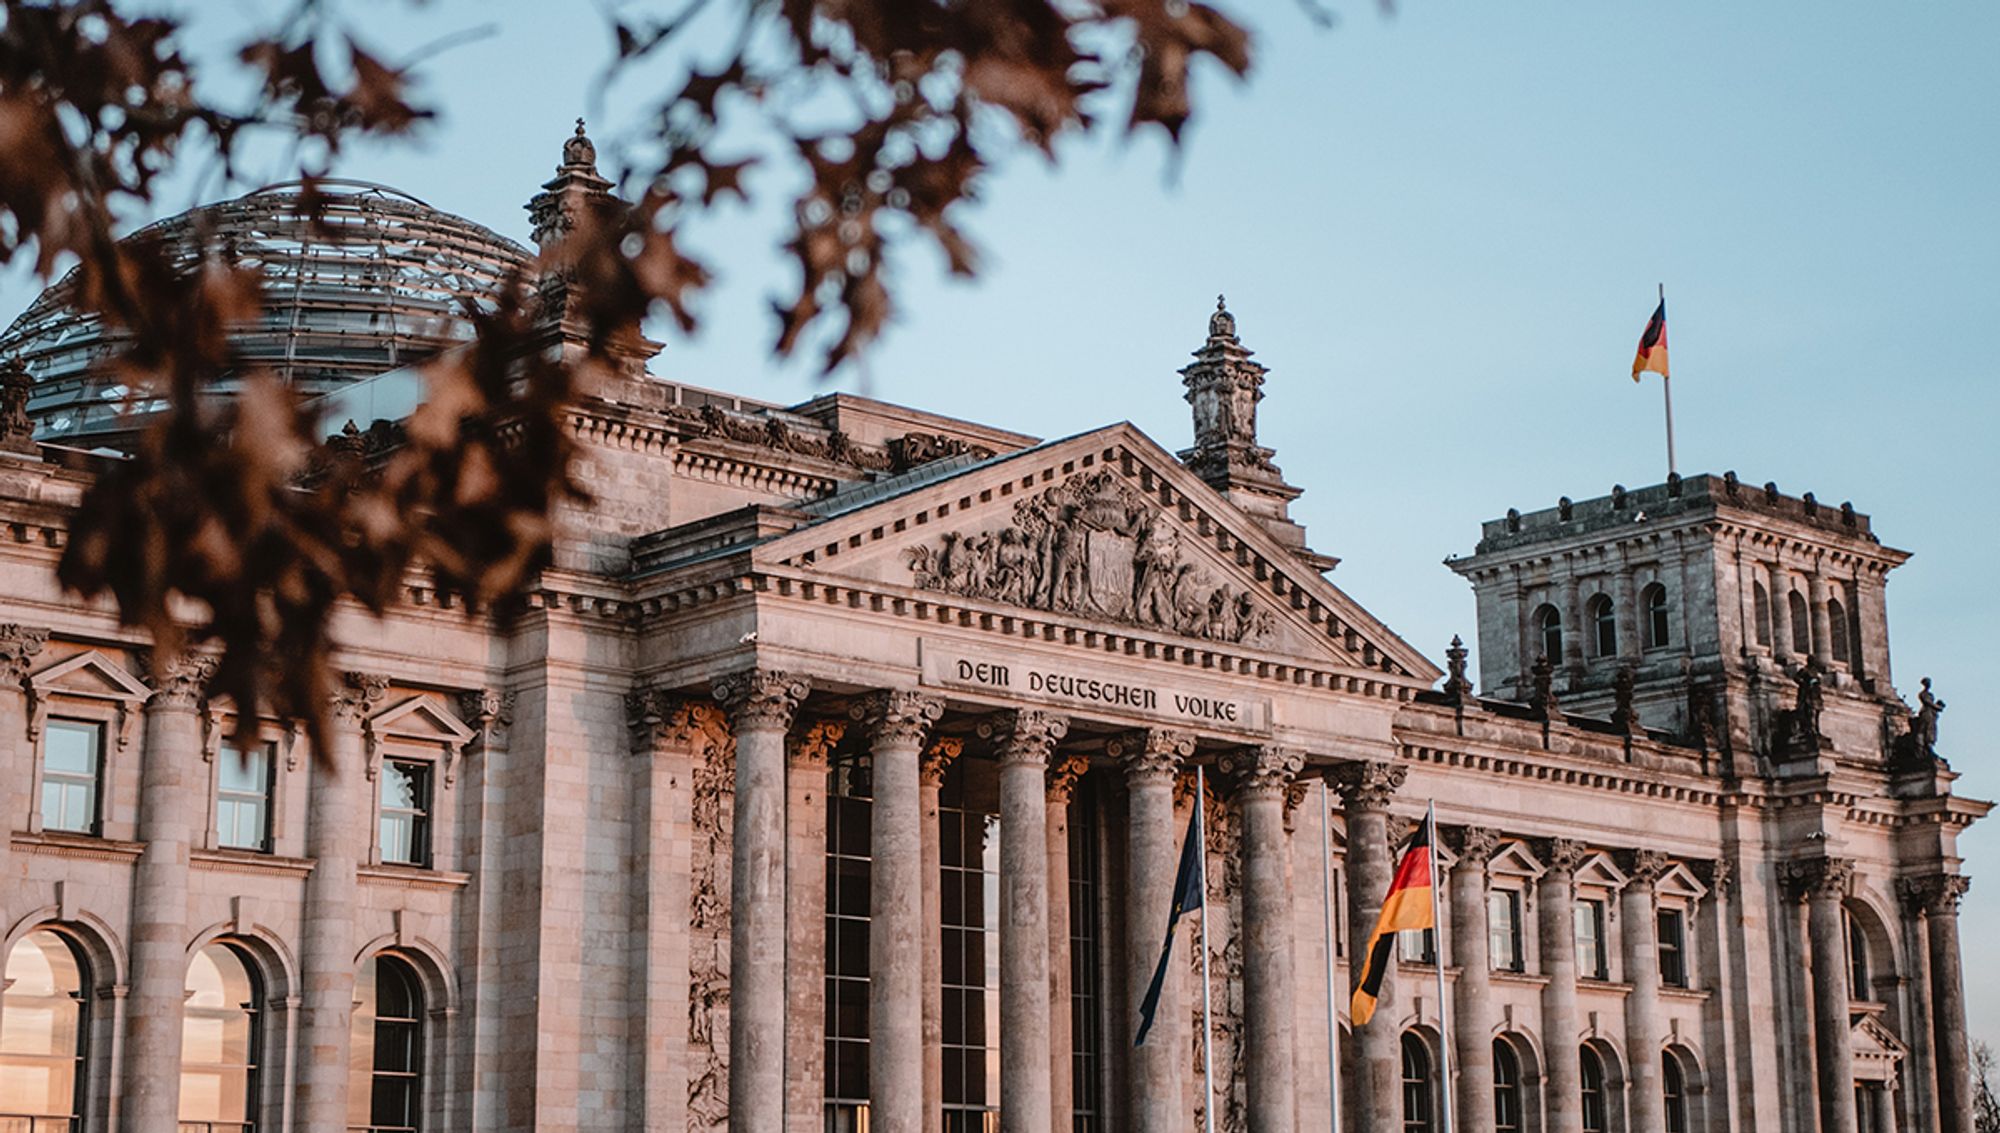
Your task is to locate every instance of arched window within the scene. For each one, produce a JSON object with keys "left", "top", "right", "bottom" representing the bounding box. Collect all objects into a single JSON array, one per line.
[
  {"left": 1846, "top": 910, "right": 1870, "bottom": 1001},
  {"left": 1789, "top": 590, "right": 1811, "bottom": 655},
  {"left": 0, "top": 929, "right": 91, "bottom": 1128},
  {"left": 1753, "top": 582, "right": 1773, "bottom": 648},
  {"left": 181, "top": 941, "right": 261, "bottom": 1131},
  {"left": 1401, "top": 1032, "right": 1435, "bottom": 1133},
  {"left": 1579, "top": 1046, "right": 1608, "bottom": 1133},
  {"left": 1588, "top": 594, "right": 1617, "bottom": 658},
  {"left": 1492, "top": 1039, "right": 1523, "bottom": 1133},
  {"left": 350, "top": 954, "right": 424, "bottom": 1133},
  {"left": 1642, "top": 583, "right": 1670, "bottom": 649},
  {"left": 1663, "top": 1053, "right": 1689, "bottom": 1133},
  {"left": 1828, "top": 598, "right": 1850, "bottom": 664},
  {"left": 1535, "top": 605, "right": 1563, "bottom": 666}
]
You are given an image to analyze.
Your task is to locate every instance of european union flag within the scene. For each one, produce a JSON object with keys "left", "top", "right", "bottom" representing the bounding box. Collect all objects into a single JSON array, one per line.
[{"left": 1134, "top": 804, "right": 1205, "bottom": 1047}]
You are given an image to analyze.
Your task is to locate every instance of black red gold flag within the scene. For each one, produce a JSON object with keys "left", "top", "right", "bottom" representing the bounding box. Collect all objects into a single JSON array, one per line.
[
  {"left": 1349, "top": 814, "right": 1437, "bottom": 1026},
  {"left": 1632, "top": 298, "right": 1669, "bottom": 381},
  {"left": 1134, "top": 803, "right": 1204, "bottom": 1046}
]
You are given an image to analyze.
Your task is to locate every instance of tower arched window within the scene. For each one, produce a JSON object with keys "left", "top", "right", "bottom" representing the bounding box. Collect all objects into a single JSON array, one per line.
[
  {"left": 1642, "top": 583, "right": 1671, "bottom": 649},
  {"left": 182, "top": 941, "right": 262, "bottom": 1131},
  {"left": 1663, "top": 1052, "right": 1689, "bottom": 1133},
  {"left": 350, "top": 953, "right": 424, "bottom": 1133},
  {"left": 1492, "top": 1038, "right": 1523, "bottom": 1133},
  {"left": 1535, "top": 604, "right": 1563, "bottom": 667},
  {"left": 1588, "top": 594, "right": 1617, "bottom": 658},
  {"left": 1753, "top": 582, "right": 1773, "bottom": 648},
  {"left": 1828, "top": 598, "right": 1850, "bottom": 664},
  {"left": 1789, "top": 590, "right": 1812, "bottom": 655},
  {"left": 1401, "top": 1032, "right": 1435, "bottom": 1133},
  {"left": 0, "top": 929, "right": 91, "bottom": 1129},
  {"left": 1846, "top": 909, "right": 1870, "bottom": 1001},
  {"left": 1579, "top": 1046, "right": 1608, "bottom": 1133}
]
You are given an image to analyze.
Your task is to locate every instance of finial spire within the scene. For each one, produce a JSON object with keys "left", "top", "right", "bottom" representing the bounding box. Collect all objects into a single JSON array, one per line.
[{"left": 1208, "top": 294, "right": 1236, "bottom": 340}]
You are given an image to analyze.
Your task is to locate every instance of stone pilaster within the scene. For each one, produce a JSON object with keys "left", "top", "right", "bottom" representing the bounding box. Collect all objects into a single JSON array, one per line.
[
  {"left": 1536, "top": 838, "right": 1588, "bottom": 1133},
  {"left": 120, "top": 650, "right": 216, "bottom": 1129},
  {"left": 463, "top": 688, "right": 516, "bottom": 1130},
  {"left": 1619, "top": 849, "right": 1669, "bottom": 1133},
  {"left": 1786, "top": 857, "right": 1857, "bottom": 1133},
  {"left": 1110, "top": 727, "right": 1194, "bottom": 1133},
  {"left": 1808, "top": 572, "right": 1834, "bottom": 668},
  {"left": 982, "top": 709, "right": 1069, "bottom": 1133},
  {"left": 0, "top": 623, "right": 47, "bottom": 899},
  {"left": 921, "top": 737, "right": 963, "bottom": 1126},
  {"left": 851, "top": 689, "right": 942, "bottom": 1133},
  {"left": 1904, "top": 874, "right": 1975, "bottom": 1133},
  {"left": 1046, "top": 752, "right": 1091, "bottom": 1130},
  {"left": 714, "top": 669, "right": 810, "bottom": 1133},
  {"left": 298, "top": 670, "right": 387, "bottom": 1129},
  {"left": 1448, "top": 826, "right": 1503, "bottom": 1133},
  {"left": 785, "top": 719, "right": 845, "bottom": 1133},
  {"left": 1329, "top": 759, "right": 1407, "bottom": 1121},
  {"left": 1221, "top": 745, "right": 1304, "bottom": 1133}
]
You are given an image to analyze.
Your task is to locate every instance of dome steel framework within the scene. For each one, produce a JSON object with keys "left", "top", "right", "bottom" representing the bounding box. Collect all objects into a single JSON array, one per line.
[{"left": 0, "top": 180, "right": 531, "bottom": 443}]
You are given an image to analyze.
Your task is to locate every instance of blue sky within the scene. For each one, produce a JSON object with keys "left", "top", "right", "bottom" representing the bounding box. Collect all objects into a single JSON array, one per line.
[{"left": 8, "top": 0, "right": 1997, "bottom": 1055}]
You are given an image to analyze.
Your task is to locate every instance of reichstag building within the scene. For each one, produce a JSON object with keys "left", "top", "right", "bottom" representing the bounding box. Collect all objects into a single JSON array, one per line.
[{"left": 0, "top": 127, "right": 1981, "bottom": 1133}]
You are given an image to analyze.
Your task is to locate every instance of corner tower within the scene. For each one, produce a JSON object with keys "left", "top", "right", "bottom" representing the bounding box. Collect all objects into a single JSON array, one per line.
[{"left": 1449, "top": 473, "right": 1925, "bottom": 777}]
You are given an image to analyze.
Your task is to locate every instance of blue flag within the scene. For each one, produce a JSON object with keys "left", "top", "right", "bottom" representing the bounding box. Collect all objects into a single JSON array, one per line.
[{"left": 1134, "top": 804, "right": 1205, "bottom": 1047}]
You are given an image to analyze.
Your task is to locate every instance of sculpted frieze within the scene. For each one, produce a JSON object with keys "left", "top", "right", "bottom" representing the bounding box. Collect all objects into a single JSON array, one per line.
[{"left": 906, "top": 469, "right": 1276, "bottom": 645}]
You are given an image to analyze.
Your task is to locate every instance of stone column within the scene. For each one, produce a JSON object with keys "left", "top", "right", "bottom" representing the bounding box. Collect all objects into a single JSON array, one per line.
[
  {"left": 984, "top": 709, "right": 1069, "bottom": 1133},
  {"left": 785, "top": 719, "right": 846, "bottom": 1133},
  {"left": 1046, "top": 753, "right": 1091, "bottom": 1129},
  {"left": 1906, "top": 875, "right": 1975, "bottom": 1133},
  {"left": 921, "top": 738, "right": 964, "bottom": 1127},
  {"left": 1808, "top": 572, "right": 1834, "bottom": 668},
  {"left": 1537, "top": 839, "right": 1588, "bottom": 1133},
  {"left": 1448, "top": 827, "right": 1502, "bottom": 1133},
  {"left": 714, "top": 669, "right": 811, "bottom": 1133},
  {"left": 1561, "top": 567, "right": 1585, "bottom": 674},
  {"left": 1330, "top": 759, "right": 1408, "bottom": 1121},
  {"left": 1619, "top": 850, "right": 1669, "bottom": 1133},
  {"left": 1771, "top": 567, "right": 1795, "bottom": 660},
  {"left": 1111, "top": 728, "right": 1194, "bottom": 1133},
  {"left": 852, "top": 690, "right": 942, "bottom": 1133},
  {"left": 120, "top": 651, "right": 216, "bottom": 1128},
  {"left": 1615, "top": 562, "right": 1640, "bottom": 662},
  {"left": 1789, "top": 857, "right": 1857, "bottom": 1133},
  {"left": 1223, "top": 745, "right": 1305, "bottom": 1132},
  {"left": 297, "top": 671, "right": 387, "bottom": 1129},
  {"left": 0, "top": 625, "right": 46, "bottom": 900}
]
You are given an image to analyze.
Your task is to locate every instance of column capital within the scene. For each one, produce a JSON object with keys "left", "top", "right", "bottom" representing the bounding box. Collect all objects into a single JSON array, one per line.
[
  {"left": 1328, "top": 759, "right": 1406, "bottom": 811},
  {"left": 626, "top": 691, "right": 729, "bottom": 759},
  {"left": 787, "top": 719, "right": 847, "bottom": 769},
  {"left": 1448, "top": 825, "right": 1504, "bottom": 872},
  {"left": 1219, "top": 744, "right": 1302, "bottom": 798},
  {"left": 459, "top": 688, "right": 515, "bottom": 751},
  {"left": 1046, "top": 753, "right": 1091, "bottom": 804},
  {"left": 714, "top": 669, "right": 811, "bottom": 730},
  {"left": 1695, "top": 857, "right": 1735, "bottom": 898},
  {"left": 1898, "top": 873, "right": 1971, "bottom": 916},
  {"left": 1781, "top": 856, "right": 1855, "bottom": 902},
  {"left": 0, "top": 623, "right": 48, "bottom": 685},
  {"left": 331, "top": 671, "right": 390, "bottom": 724},
  {"left": 1617, "top": 847, "right": 1671, "bottom": 888},
  {"left": 1536, "top": 836, "right": 1591, "bottom": 875},
  {"left": 1109, "top": 727, "right": 1193, "bottom": 784},
  {"left": 851, "top": 688, "right": 942, "bottom": 748},
  {"left": 920, "top": 737, "right": 963, "bottom": 787},
  {"left": 979, "top": 708, "right": 1069, "bottom": 767},
  {"left": 142, "top": 649, "right": 217, "bottom": 712}
]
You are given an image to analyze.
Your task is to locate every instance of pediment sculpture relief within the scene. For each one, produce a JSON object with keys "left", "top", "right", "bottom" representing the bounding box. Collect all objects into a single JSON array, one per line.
[{"left": 907, "top": 469, "right": 1276, "bottom": 645}]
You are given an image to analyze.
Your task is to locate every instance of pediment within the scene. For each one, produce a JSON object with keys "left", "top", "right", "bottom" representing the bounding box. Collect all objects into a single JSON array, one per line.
[
  {"left": 1490, "top": 841, "right": 1546, "bottom": 881},
  {"left": 29, "top": 652, "right": 151, "bottom": 704},
  {"left": 365, "top": 695, "right": 476, "bottom": 786},
  {"left": 757, "top": 425, "right": 1439, "bottom": 680},
  {"left": 1655, "top": 862, "right": 1709, "bottom": 902},
  {"left": 1573, "top": 852, "right": 1628, "bottom": 892},
  {"left": 1852, "top": 1014, "right": 1906, "bottom": 1060}
]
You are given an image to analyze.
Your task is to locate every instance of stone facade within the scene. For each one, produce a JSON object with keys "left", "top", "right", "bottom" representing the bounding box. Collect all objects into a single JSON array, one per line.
[{"left": 0, "top": 135, "right": 1984, "bottom": 1133}]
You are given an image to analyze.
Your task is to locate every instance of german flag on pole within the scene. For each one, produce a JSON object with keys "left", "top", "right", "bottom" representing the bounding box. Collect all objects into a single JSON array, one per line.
[
  {"left": 1350, "top": 814, "right": 1437, "bottom": 1026},
  {"left": 1632, "top": 296, "right": 1669, "bottom": 381}
]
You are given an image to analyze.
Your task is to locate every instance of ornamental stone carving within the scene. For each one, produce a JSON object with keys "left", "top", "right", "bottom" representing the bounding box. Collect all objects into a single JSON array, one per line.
[
  {"left": 1781, "top": 857, "right": 1856, "bottom": 901},
  {"left": 906, "top": 468, "right": 1276, "bottom": 645},
  {"left": 1109, "top": 727, "right": 1194, "bottom": 783},
  {"left": 1219, "top": 744, "right": 1301, "bottom": 797},
  {"left": 1046, "top": 753, "right": 1091, "bottom": 803},
  {"left": 851, "top": 689, "right": 943, "bottom": 748},
  {"left": 332, "top": 671, "right": 390, "bottom": 724},
  {"left": 1899, "top": 874, "right": 1970, "bottom": 916},
  {"left": 1540, "top": 836, "right": 1591, "bottom": 875},
  {"left": 920, "top": 737, "right": 964, "bottom": 787},
  {"left": 1696, "top": 857, "right": 1735, "bottom": 897},
  {"left": 0, "top": 623, "right": 47, "bottom": 685},
  {"left": 460, "top": 689, "right": 515, "bottom": 751},
  {"left": 0, "top": 359, "right": 36, "bottom": 456},
  {"left": 1621, "top": 848, "right": 1671, "bottom": 887},
  {"left": 979, "top": 708, "right": 1069, "bottom": 767},
  {"left": 713, "top": 669, "right": 810, "bottom": 730},
  {"left": 1450, "top": 825, "right": 1504, "bottom": 872},
  {"left": 1328, "top": 759, "right": 1406, "bottom": 810},
  {"left": 142, "top": 650, "right": 217, "bottom": 711},
  {"left": 787, "top": 719, "right": 846, "bottom": 768}
]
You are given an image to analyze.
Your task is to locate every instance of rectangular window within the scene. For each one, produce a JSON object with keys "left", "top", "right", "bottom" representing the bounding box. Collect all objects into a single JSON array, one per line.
[
  {"left": 1067, "top": 780, "right": 1105, "bottom": 1133},
  {"left": 1488, "top": 890, "right": 1524, "bottom": 972},
  {"left": 41, "top": 719, "right": 104, "bottom": 835},
  {"left": 216, "top": 741, "right": 275, "bottom": 852},
  {"left": 378, "top": 759, "right": 432, "bottom": 867},
  {"left": 824, "top": 762, "right": 872, "bottom": 1118},
  {"left": 1657, "top": 908, "right": 1688, "bottom": 987},
  {"left": 1574, "top": 899, "right": 1607, "bottom": 980},
  {"left": 1398, "top": 928, "right": 1435, "bottom": 965}
]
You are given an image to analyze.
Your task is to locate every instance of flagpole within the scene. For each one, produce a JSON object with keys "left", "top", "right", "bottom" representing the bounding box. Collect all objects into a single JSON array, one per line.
[
  {"left": 1321, "top": 779, "right": 1342, "bottom": 1132},
  {"left": 1196, "top": 765, "right": 1216, "bottom": 1133},
  {"left": 1659, "top": 282, "right": 1676, "bottom": 478},
  {"left": 1430, "top": 799, "right": 1455, "bottom": 1133}
]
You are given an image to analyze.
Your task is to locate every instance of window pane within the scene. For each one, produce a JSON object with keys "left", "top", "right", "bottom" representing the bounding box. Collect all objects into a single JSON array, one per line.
[
  {"left": 0, "top": 931, "right": 88, "bottom": 1122},
  {"left": 40, "top": 721, "right": 102, "bottom": 835},
  {"left": 42, "top": 721, "right": 100, "bottom": 775}
]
